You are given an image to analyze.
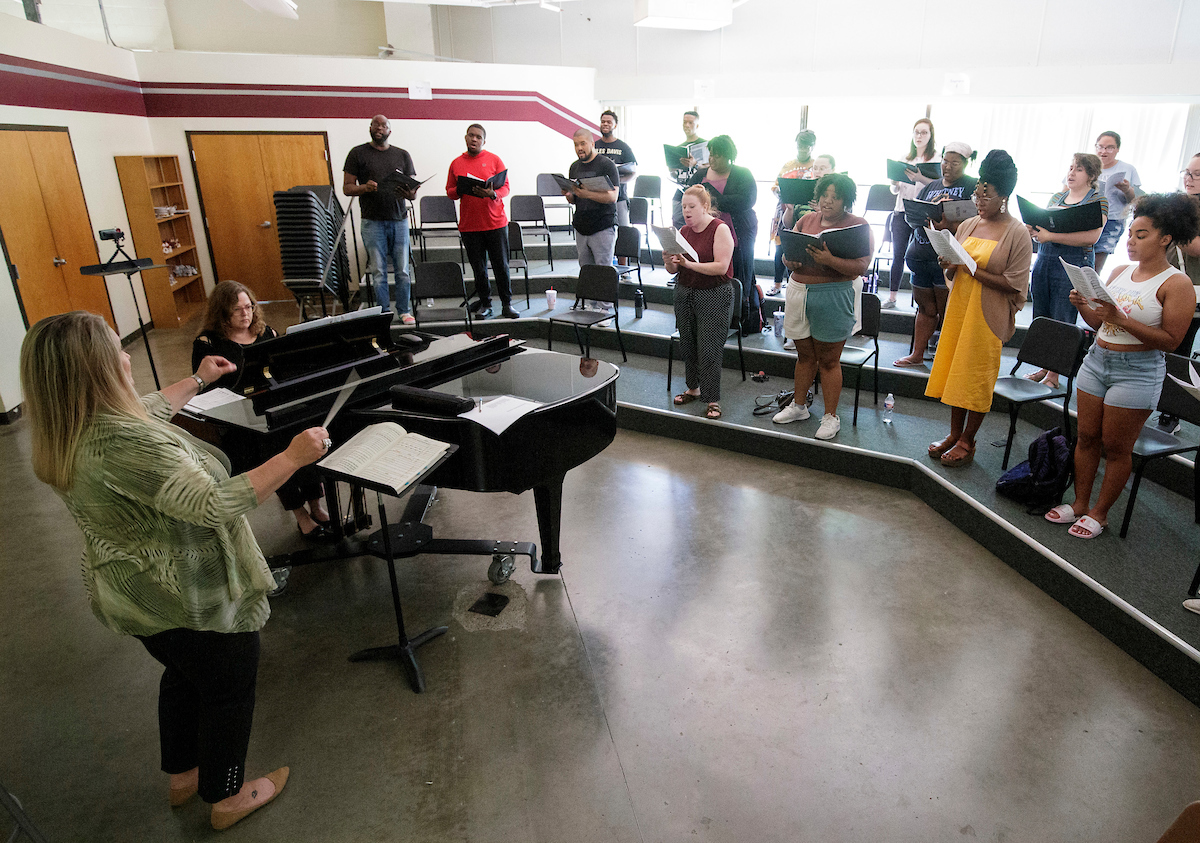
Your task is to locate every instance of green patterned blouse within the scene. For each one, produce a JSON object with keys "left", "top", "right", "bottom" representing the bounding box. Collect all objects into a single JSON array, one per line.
[{"left": 57, "top": 393, "right": 275, "bottom": 637}]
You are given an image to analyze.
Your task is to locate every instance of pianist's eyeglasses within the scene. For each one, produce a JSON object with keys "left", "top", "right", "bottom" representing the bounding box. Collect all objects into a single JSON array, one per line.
[{"left": 231, "top": 304, "right": 255, "bottom": 313}]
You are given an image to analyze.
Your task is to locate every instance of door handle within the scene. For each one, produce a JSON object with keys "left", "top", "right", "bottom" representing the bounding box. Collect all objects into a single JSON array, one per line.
[
  {"left": 259, "top": 221, "right": 272, "bottom": 228},
  {"left": 53, "top": 257, "right": 67, "bottom": 267}
]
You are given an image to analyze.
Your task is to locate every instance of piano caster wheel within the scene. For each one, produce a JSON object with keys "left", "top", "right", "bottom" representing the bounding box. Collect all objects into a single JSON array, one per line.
[
  {"left": 267, "top": 566, "right": 291, "bottom": 597},
  {"left": 488, "top": 554, "right": 515, "bottom": 585}
]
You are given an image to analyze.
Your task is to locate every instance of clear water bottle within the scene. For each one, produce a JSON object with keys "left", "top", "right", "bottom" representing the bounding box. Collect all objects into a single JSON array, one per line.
[{"left": 883, "top": 393, "right": 895, "bottom": 424}]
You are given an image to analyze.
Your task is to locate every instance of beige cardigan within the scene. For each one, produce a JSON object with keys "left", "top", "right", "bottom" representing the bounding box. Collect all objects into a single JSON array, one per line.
[{"left": 946, "top": 215, "right": 1032, "bottom": 342}]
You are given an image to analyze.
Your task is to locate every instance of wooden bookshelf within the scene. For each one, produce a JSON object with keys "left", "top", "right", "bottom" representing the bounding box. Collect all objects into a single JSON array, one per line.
[{"left": 114, "top": 155, "right": 207, "bottom": 328}]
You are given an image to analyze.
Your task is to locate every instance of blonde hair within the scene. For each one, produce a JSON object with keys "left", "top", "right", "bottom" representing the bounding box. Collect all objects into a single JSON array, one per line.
[
  {"left": 681, "top": 185, "right": 713, "bottom": 212},
  {"left": 200, "top": 280, "right": 265, "bottom": 339},
  {"left": 20, "top": 311, "right": 146, "bottom": 490}
]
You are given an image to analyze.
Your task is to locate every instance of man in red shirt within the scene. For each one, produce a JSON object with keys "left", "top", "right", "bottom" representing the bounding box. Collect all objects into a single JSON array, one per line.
[{"left": 445, "top": 123, "right": 517, "bottom": 319}]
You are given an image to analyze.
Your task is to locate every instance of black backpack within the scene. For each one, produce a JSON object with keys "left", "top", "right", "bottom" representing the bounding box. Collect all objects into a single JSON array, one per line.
[
  {"left": 995, "top": 427, "right": 1074, "bottom": 514},
  {"left": 740, "top": 282, "right": 765, "bottom": 335}
]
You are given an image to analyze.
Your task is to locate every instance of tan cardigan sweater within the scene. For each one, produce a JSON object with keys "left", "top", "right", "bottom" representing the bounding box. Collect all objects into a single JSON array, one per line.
[{"left": 946, "top": 215, "right": 1032, "bottom": 342}]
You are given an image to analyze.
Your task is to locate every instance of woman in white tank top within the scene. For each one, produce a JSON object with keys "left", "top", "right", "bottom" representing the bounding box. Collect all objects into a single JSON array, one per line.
[{"left": 1042, "top": 194, "right": 1199, "bottom": 539}]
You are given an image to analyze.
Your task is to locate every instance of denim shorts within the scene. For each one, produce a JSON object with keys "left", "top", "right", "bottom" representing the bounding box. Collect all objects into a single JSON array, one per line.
[
  {"left": 1095, "top": 218, "right": 1126, "bottom": 254},
  {"left": 906, "top": 255, "right": 946, "bottom": 289},
  {"left": 1075, "top": 344, "right": 1166, "bottom": 409}
]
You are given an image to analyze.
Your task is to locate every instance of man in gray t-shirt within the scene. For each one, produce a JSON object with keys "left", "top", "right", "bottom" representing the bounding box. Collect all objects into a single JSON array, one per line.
[
  {"left": 1093, "top": 130, "right": 1141, "bottom": 273},
  {"left": 343, "top": 114, "right": 419, "bottom": 321}
]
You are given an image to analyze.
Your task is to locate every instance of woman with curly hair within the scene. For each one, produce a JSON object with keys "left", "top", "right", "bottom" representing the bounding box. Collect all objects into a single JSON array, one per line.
[{"left": 1044, "top": 193, "right": 1200, "bottom": 538}]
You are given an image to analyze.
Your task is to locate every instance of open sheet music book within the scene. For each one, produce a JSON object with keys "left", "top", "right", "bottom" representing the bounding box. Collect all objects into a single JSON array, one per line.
[
  {"left": 887, "top": 159, "right": 942, "bottom": 184},
  {"left": 1057, "top": 258, "right": 1118, "bottom": 309},
  {"left": 550, "top": 173, "right": 614, "bottom": 193},
  {"left": 381, "top": 171, "right": 432, "bottom": 193},
  {"left": 318, "top": 422, "right": 452, "bottom": 497},
  {"left": 455, "top": 170, "right": 507, "bottom": 197},
  {"left": 924, "top": 226, "right": 977, "bottom": 275},
  {"left": 779, "top": 223, "right": 871, "bottom": 266},
  {"left": 651, "top": 225, "right": 699, "bottom": 261}
]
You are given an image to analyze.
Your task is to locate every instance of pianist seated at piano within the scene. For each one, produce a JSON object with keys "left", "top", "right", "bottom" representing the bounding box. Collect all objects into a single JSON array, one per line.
[
  {"left": 193, "top": 281, "right": 333, "bottom": 541},
  {"left": 20, "top": 311, "right": 331, "bottom": 830}
]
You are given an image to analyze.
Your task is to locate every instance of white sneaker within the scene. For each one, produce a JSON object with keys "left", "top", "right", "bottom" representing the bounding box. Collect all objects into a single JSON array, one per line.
[
  {"left": 815, "top": 413, "right": 841, "bottom": 440},
  {"left": 783, "top": 338, "right": 796, "bottom": 350},
  {"left": 1185, "top": 599, "right": 1200, "bottom": 616},
  {"left": 772, "top": 401, "right": 810, "bottom": 424}
]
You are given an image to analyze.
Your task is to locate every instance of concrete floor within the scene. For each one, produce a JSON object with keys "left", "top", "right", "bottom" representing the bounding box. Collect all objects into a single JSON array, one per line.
[{"left": 2, "top": 306, "right": 1199, "bottom": 841}]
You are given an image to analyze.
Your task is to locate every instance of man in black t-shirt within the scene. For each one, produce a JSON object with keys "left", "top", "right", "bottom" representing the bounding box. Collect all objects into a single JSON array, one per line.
[
  {"left": 594, "top": 110, "right": 637, "bottom": 229},
  {"left": 342, "top": 114, "right": 419, "bottom": 322},
  {"left": 564, "top": 129, "right": 619, "bottom": 270}
]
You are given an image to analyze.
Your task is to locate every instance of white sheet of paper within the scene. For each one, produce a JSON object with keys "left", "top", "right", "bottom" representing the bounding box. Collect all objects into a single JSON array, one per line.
[
  {"left": 457, "top": 394, "right": 542, "bottom": 435},
  {"left": 925, "top": 226, "right": 976, "bottom": 275},
  {"left": 1058, "top": 258, "right": 1118, "bottom": 309},
  {"left": 1168, "top": 360, "right": 1200, "bottom": 403},
  {"left": 184, "top": 387, "right": 242, "bottom": 413},
  {"left": 651, "top": 225, "right": 699, "bottom": 262}
]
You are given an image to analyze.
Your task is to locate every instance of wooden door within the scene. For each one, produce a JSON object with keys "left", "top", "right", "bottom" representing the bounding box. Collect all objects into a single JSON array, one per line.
[
  {"left": 0, "top": 130, "right": 112, "bottom": 328},
  {"left": 190, "top": 133, "right": 331, "bottom": 303},
  {"left": 28, "top": 132, "right": 110, "bottom": 325}
]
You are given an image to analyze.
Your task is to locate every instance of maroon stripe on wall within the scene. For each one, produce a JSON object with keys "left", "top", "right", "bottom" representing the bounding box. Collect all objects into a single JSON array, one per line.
[{"left": 0, "top": 54, "right": 599, "bottom": 137}]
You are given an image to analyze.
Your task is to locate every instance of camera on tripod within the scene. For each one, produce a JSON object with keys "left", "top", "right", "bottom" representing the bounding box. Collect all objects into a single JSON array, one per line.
[{"left": 98, "top": 228, "right": 124, "bottom": 242}]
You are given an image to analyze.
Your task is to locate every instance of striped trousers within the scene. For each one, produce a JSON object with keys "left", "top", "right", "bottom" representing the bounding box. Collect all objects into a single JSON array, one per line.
[{"left": 674, "top": 281, "right": 734, "bottom": 403}]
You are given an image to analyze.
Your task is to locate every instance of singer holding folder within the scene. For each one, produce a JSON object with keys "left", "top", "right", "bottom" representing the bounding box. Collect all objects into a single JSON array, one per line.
[
  {"left": 446, "top": 123, "right": 517, "bottom": 319},
  {"left": 193, "top": 281, "right": 333, "bottom": 542},
  {"left": 20, "top": 311, "right": 330, "bottom": 830}
]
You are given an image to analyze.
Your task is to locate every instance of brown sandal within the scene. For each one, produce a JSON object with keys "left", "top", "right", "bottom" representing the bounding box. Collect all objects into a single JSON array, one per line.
[
  {"left": 940, "top": 442, "right": 976, "bottom": 467},
  {"left": 706, "top": 403, "right": 722, "bottom": 420},
  {"left": 674, "top": 392, "right": 700, "bottom": 406},
  {"left": 928, "top": 435, "right": 957, "bottom": 459}
]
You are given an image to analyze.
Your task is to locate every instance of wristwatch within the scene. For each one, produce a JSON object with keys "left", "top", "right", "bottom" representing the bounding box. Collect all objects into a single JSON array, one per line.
[{"left": 191, "top": 374, "right": 206, "bottom": 390}]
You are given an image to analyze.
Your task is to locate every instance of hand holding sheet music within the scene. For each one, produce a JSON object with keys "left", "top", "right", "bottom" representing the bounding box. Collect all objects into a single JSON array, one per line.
[
  {"left": 1058, "top": 258, "right": 1118, "bottom": 310},
  {"left": 652, "top": 225, "right": 699, "bottom": 262},
  {"left": 924, "top": 226, "right": 976, "bottom": 275}
]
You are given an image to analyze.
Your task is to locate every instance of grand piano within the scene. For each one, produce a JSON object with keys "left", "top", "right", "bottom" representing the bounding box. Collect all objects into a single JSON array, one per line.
[{"left": 189, "top": 311, "right": 620, "bottom": 576}]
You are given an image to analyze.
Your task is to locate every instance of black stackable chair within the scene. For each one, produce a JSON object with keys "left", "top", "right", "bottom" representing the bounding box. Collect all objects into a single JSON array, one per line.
[
  {"left": 992, "top": 317, "right": 1087, "bottom": 469},
  {"left": 415, "top": 196, "right": 464, "bottom": 264},
  {"left": 840, "top": 292, "right": 882, "bottom": 426},
  {"left": 546, "top": 265, "right": 626, "bottom": 361},
  {"left": 506, "top": 221, "right": 531, "bottom": 309},
  {"left": 510, "top": 195, "right": 554, "bottom": 269},
  {"left": 412, "top": 261, "right": 472, "bottom": 332}
]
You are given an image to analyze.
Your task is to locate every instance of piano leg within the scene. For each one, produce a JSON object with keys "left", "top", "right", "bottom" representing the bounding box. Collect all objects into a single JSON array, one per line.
[{"left": 532, "top": 476, "right": 565, "bottom": 575}]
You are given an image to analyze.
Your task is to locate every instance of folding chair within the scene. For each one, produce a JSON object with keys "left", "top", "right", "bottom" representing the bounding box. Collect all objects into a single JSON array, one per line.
[
  {"left": 628, "top": 197, "right": 656, "bottom": 268},
  {"left": 546, "top": 265, "right": 626, "bottom": 361},
  {"left": 412, "top": 261, "right": 472, "bottom": 332},
  {"left": 992, "top": 317, "right": 1087, "bottom": 469},
  {"left": 510, "top": 195, "right": 554, "bottom": 270},
  {"left": 415, "top": 197, "right": 464, "bottom": 265},
  {"left": 633, "top": 175, "right": 663, "bottom": 226},
  {"left": 840, "top": 292, "right": 881, "bottom": 425},
  {"left": 1126, "top": 353, "right": 1200, "bottom": 539},
  {"left": 506, "top": 221, "right": 531, "bottom": 309},
  {"left": 614, "top": 225, "right": 643, "bottom": 286},
  {"left": 536, "top": 172, "right": 574, "bottom": 232}
]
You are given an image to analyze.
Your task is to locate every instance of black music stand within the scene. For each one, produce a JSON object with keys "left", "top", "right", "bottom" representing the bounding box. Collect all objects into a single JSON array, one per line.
[
  {"left": 81, "top": 237, "right": 168, "bottom": 390},
  {"left": 309, "top": 452, "right": 538, "bottom": 694}
]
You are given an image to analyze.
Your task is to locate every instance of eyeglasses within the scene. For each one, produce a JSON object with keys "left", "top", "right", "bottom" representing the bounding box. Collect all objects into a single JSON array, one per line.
[
  {"left": 231, "top": 304, "right": 255, "bottom": 314},
  {"left": 1095, "top": 145, "right": 1118, "bottom": 152},
  {"left": 1183, "top": 170, "right": 1200, "bottom": 180}
]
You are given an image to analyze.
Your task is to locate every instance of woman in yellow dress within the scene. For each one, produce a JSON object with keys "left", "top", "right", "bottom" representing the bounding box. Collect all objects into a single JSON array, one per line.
[{"left": 926, "top": 150, "right": 1033, "bottom": 467}]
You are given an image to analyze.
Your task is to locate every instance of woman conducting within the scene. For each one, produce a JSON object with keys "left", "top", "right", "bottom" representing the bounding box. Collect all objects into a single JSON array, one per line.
[
  {"left": 194, "top": 281, "right": 332, "bottom": 541},
  {"left": 926, "top": 150, "right": 1032, "bottom": 468},
  {"left": 1024, "top": 153, "right": 1108, "bottom": 388},
  {"left": 893, "top": 141, "right": 977, "bottom": 367},
  {"left": 884, "top": 118, "right": 938, "bottom": 309},
  {"left": 684, "top": 134, "right": 759, "bottom": 302},
  {"left": 1044, "top": 193, "right": 1200, "bottom": 538},
  {"left": 772, "top": 173, "right": 874, "bottom": 441},
  {"left": 666, "top": 185, "right": 737, "bottom": 420},
  {"left": 21, "top": 311, "right": 330, "bottom": 830}
]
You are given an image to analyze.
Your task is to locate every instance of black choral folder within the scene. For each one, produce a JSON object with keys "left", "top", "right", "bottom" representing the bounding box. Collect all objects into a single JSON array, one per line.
[{"left": 1017, "top": 196, "right": 1104, "bottom": 233}]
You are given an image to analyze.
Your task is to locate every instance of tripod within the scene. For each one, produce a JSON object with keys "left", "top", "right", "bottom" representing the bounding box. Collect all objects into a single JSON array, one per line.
[{"left": 80, "top": 232, "right": 167, "bottom": 390}]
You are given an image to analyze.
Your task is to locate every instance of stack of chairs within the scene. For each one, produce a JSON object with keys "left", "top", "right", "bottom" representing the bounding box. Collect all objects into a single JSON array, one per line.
[{"left": 273, "top": 185, "right": 352, "bottom": 317}]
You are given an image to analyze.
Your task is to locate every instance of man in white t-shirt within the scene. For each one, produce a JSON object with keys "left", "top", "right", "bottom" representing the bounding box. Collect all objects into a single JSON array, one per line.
[{"left": 1093, "top": 130, "right": 1141, "bottom": 273}]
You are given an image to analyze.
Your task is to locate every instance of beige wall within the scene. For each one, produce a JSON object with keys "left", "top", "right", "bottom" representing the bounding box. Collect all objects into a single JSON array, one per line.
[{"left": 164, "top": 0, "right": 385, "bottom": 56}]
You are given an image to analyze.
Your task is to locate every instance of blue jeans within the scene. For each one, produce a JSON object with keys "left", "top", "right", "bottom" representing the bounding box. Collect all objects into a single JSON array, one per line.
[{"left": 361, "top": 218, "right": 411, "bottom": 315}]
